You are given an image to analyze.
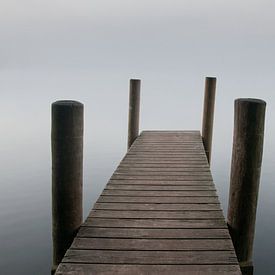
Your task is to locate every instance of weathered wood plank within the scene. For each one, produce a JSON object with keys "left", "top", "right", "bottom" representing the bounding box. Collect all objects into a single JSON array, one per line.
[
  {"left": 102, "top": 190, "right": 217, "bottom": 197},
  {"left": 108, "top": 179, "right": 215, "bottom": 185},
  {"left": 89, "top": 210, "right": 224, "bottom": 219},
  {"left": 79, "top": 226, "right": 231, "bottom": 238},
  {"left": 118, "top": 163, "right": 209, "bottom": 168},
  {"left": 127, "top": 152, "right": 206, "bottom": 156},
  {"left": 130, "top": 148, "right": 206, "bottom": 152},
  {"left": 105, "top": 184, "right": 215, "bottom": 191},
  {"left": 124, "top": 155, "right": 208, "bottom": 159},
  {"left": 83, "top": 219, "right": 227, "bottom": 229},
  {"left": 71, "top": 238, "right": 234, "bottom": 251},
  {"left": 57, "top": 263, "right": 242, "bottom": 275},
  {"left": 114, "top": 171, "right": 211, "bottom": 176},
  {"left": 97, "top": 196, "right": 220, "bottom": 203},
  {"left": 62, "top": 250, "right": 238, "bottom": 264},
  {"left": 111, "top": 175, "right": 213, "bottom": 181},
  {"left": 120, "top": 160, "right": 208, "bottom": 164},
  {"left": 94, "top": 203, "right": 221, "bottom": 211},
  {"left": 58, "top": 131, "right": 240, "bottom": 274},
  {"left": 116, "top": 167, "right": 210, "bottom": 172}
]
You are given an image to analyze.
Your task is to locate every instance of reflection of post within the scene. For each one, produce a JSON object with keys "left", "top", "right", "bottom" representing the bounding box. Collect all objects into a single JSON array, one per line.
[
  {"left": 227, "top": 98, "right": 266, "bottom": 275},
  {"left": 128, "top": 79, "right": 141, "bottom": 149},
  {"left": 201, "top": 77, "right": 216, "bottom": 164},
  {"left": 51, "top": 100, "right": 84, "bottom": 274}
]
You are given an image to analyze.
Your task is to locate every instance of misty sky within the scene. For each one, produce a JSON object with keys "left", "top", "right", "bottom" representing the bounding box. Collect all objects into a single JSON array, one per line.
[{"left": 1, "top": 0, "right": 275, "bottom": 72}]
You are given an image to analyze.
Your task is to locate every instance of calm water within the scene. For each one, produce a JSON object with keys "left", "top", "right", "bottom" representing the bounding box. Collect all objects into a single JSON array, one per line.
[{"left": 0, "top": 70, "right": 274, "bottom": 274}]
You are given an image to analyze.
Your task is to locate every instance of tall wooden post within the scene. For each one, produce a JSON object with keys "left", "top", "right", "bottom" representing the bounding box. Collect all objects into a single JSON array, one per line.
[
  {"left": 201, "top": 77, "right": 217, "bottom": 164},
  {"left": 128, "top": 79, "right": 141, "bottom": 149},
  {"left": 51, "top": 100, "right": 84, "bottom": 274},
  {"left": 227, "top": 98, "right": 266, "bottom": 275}
]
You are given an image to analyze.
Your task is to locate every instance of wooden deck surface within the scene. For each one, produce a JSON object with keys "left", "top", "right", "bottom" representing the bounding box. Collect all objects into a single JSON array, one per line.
[{"left": 56, "top": 131, "right": 241, "bottom": 274}]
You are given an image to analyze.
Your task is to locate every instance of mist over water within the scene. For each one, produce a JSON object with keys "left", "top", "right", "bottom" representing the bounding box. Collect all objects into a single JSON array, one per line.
[{"left": 1, "top": 1, "right": 275, "bottom": 274}]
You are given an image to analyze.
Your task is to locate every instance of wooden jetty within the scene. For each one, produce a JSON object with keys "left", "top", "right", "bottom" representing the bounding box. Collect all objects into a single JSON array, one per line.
[
  {"left": 56, "top": 131, "right": 241, "bottom": 274},
  {"left": 53, "top": 79, "right": 268, "bottom": 275}
]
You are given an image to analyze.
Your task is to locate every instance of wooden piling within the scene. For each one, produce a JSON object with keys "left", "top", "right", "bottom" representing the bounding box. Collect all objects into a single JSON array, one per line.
[
  {"left": 227, "top": 98, "right": 266, "bottom": 274},
  {"left": 51, "top": 100, "right": 84, "bottom": 273},
  {"left": 128, "top": 79, "right": 141, "bottom": 149},
  {"left": 201, "top": 77, "right": 216, "bottom": 164}
]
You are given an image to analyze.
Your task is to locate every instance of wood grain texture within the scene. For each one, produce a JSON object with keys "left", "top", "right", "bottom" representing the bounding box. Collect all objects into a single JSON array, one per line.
[
  {"left": 97, "top": 196, "right": 220, "bottom": 203},
  {"left": 94, "top": 203, "right": 221, "bottom": 211},
  {"left": 71, "top": 238, "right": 234, "bottom": 250},
  {"left": 62, "top": 250, "right": 238, "bottom": 265},
  {"left": 83, "top": 219, "right": 228, "bottom": 229},
  {"left": 57, "top": 131, "right": 240, "bottom": 274},
  {"left": 56, "top": 264, "right": 242, "bottom": 275},
  {"left": 79, "top": 227, "right": 231, "bottom": 237}
]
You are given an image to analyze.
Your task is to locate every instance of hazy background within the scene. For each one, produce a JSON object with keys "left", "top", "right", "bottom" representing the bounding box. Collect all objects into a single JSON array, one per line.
[{"left": 0, "top": 1, "right": 274, "bottom": 274}]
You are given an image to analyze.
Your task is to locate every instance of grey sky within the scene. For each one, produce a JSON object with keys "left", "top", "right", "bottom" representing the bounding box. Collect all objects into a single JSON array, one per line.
[{"left": 1, "top": 0, "right": 275, "bottom": 72}]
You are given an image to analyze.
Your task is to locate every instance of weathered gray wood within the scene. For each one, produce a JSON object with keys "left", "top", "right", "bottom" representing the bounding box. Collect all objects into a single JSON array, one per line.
[
  {"left": 63, "top": 250, "right": 238, "bottom": 265},
  {"left": 98, "top": 195, "right": 220, "bottom": 204},
  {"left": 89, "top": 209, "right": 224, "bottom": 219},
  {"left": 111, "top": 175, "right": 213, "bottom": 181},
  {"left": 118, "top": 165, "right": 209, "bottom": 171},
  {"left": 124, "top": 155, "right": 207, "bottom": 159},
  {"left": 94, "top": 203, "right": 221, "bottom": 211},
  {"left": 128, "top": 79, "right": 141, "bottom": 149},
  {"left": 201, "top": 77, "right": 216, "bottom": 164},
  {"left": 51, "top": 100, "right": 83, "bottom": 273},
  {"left": 83, "top": 219, "right": 227, "bottom": 229},
  {"left": 114, "top": 171, "right": 211, "bottom": 176},
  {"left": 102, "top": 190, "right": 216, "bottom": 197},
  {"left": 78, "top": 226, "right": 230, "bottom": 240},
  {"left": 57, "top": 263, "right": 242, "bottom": 275},
  {"left": 108, "top": 179, "right": 214, "bottom": 185},
  {"left": 227, "top": 98, "right": 266, "bottom": 273},
  {"left": 130, "top": 147, "right": 204, "bottom": 152},
  {"left": 129, "top": 151, "right": 206, "bottom": 154},
  {"left": 105, "top": 184, "right": 215, "bottom": 191},
  {"left": 121, "top": 160, "right": 208, "bottom": 165},
  {"left": 72, "top": 238, "right": 234, "bottom": 251},
  {"left": 57, "top": 131, "right": 240, "bottom": 274},
  {"left": 116, "top": 167, "right": 210, "bottom": 172}
]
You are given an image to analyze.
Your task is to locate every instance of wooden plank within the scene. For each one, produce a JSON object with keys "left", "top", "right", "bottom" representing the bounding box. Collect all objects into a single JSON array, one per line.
[
  {"left": 118, "top": 164, "right": 210, "bottom": 168},
  {"left": 94, "top": 203, "right": 221, "bottom": 211},
  {"left": 114, "top": 171, "right": 211, "bottom": 176},
  {"left": 108, "top": 179, "right": 215, "bottom": 185},
  {"left": 116, "top": 167, "right": 210, "bottom": 172},
  {"left": 89, "top": 210, "right": 224, "bottom": 219},
  {"left": 57, "top": 263, "right": 242, "bottom": 275},
  {"left": 124, "top": 155, "right": 208, "bottom": 159},
  {"left": 111, "top": 175, "right": 213, "bottom": 181},
  {"left": 83, "top": 219, "right": 227, "bottom": 229},
  {"left": 128, "top": 151, "right": 206, "bottom": 155},
  {"left": 129, "top": 149, "right": 205, "bottom": 152},
  {"left": 79, "top": 226, "right": 230, "bottom": 238},
  {"left": 62, "top": 250, "right": 238, "bottom": 264},
  {"left": 97, "top": 196, "right": 220, "bottom": 203},
  {"left": 105, "top": 184, "right": 215, "bottom": 191},
  {"left": 108, "top": 179, "right": 214, "bottom": 186},
  {"left": 121, "top": 160, "right": 208, "bottom": 164},
  {"left": 71, "top": 238, "right": 234, "bottom": 251},
  {"left": 102, "top": 190, "right": 217, "bottom": 197}
]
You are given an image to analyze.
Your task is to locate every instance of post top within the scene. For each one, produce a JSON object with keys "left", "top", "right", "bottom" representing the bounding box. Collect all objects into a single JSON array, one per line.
[
  {"left": 206, "top": 76, "right": 216, "bottom": 80},
  {"left": 52, "top": 100, "right": 83, "bottom": 107},
  {"left": 235, "top": 98, "right": 266, "bottom": 106},
  {"left": 130, "top": 79, "right": 141, "bottom": 82}
]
